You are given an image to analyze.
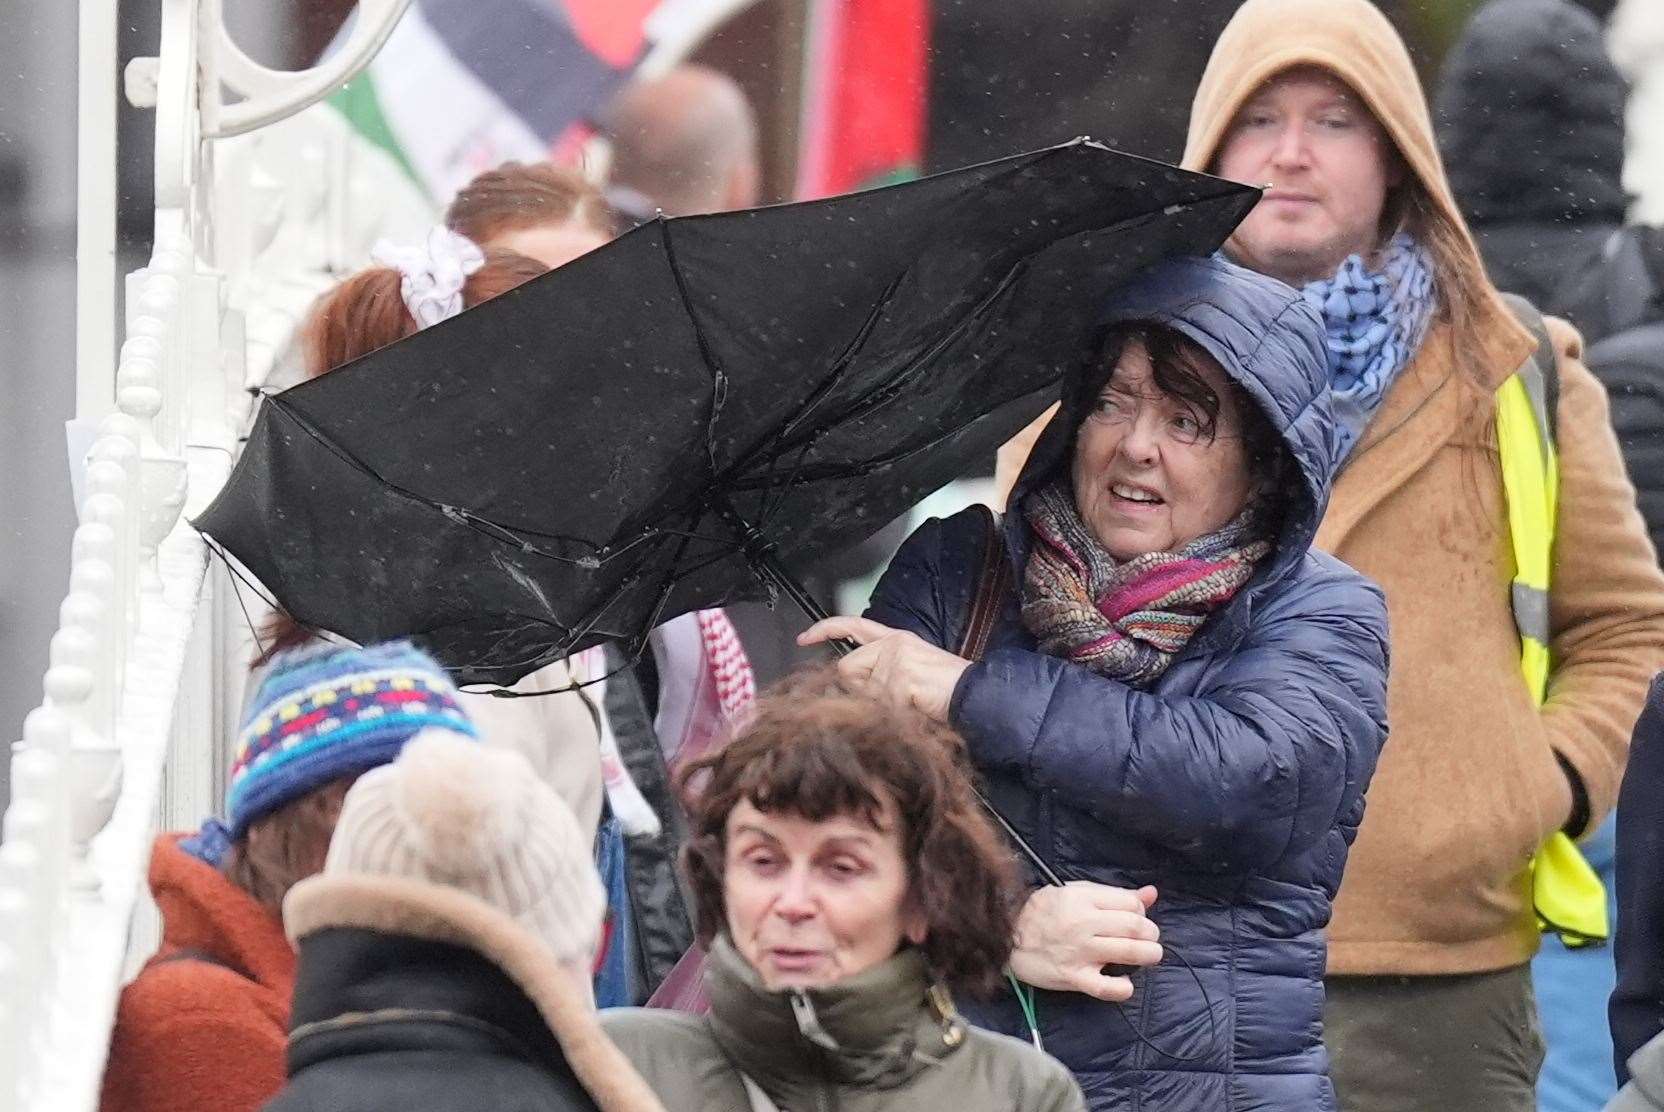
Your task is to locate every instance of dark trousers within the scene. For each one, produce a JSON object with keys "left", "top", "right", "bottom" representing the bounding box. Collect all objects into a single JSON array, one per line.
[{"left": 1325, "top": 965, "right": 1545, "bottom": 1112}]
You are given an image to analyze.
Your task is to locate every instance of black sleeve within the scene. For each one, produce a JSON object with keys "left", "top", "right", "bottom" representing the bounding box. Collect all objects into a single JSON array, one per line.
[{"left": 1612, "top": 673, "right": 1664, "bottom": 1080}]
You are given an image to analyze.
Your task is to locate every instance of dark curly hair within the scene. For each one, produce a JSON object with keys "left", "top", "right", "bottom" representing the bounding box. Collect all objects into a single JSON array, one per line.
[
  {"left": 679, "top": 666, "right": 1020, "bottom": 994},
  {"left": 1071, "top": 321, "right": 1286, "bottom": 482}
]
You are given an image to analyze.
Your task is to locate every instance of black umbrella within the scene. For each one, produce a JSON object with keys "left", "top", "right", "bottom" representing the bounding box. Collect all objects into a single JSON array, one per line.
[{"left": 196, "top": 139, "right": 1257, "bottom": 687}]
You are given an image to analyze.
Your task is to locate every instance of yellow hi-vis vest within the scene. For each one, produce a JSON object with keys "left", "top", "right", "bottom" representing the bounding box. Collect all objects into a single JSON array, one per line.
[{"left": 1495, "top": 294, "right": 1608, "bottom": 948}]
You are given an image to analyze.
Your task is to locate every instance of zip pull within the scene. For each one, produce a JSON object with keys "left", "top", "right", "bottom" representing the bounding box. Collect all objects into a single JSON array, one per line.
[
  {"left": 926, "top": 983, "right": 966, "bottom": 1049},
  {"left": 789, "top": 989, "right": 841, "bottom": 1052}
]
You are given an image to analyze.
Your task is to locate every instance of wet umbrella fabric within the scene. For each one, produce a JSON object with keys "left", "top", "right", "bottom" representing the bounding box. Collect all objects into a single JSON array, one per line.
[{"left": 195, "top": 140, "right": 1258, "bottom": 686}]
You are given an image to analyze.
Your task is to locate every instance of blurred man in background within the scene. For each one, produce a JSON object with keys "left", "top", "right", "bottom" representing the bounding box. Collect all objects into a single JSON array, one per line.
[{"left": 603, "top": 65, "right": 760, "bottom": 219}]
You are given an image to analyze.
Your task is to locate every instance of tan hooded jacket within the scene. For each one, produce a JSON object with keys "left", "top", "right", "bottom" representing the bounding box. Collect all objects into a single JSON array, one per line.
[
  {"left": 1183, "top": 0, "right": 1664, "bottom": 975},
  {"left": 994, "top": 0, "right": 1664, "bottom": 975}
]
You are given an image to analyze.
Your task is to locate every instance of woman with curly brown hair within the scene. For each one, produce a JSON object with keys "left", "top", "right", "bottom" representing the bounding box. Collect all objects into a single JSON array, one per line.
[{"left": 601, "top": 666, "right": 1084, "bottom": 1112}]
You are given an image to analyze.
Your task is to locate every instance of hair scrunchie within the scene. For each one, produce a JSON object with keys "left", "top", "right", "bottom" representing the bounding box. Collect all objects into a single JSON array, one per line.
[{"left": 371, "top": 226, "right": 486, "bottom": 328}]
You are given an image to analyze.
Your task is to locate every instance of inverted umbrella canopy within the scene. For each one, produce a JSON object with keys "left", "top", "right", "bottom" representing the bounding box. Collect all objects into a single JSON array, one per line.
[{"left": 196, "top": 139, "right": 1259, "bottom": 685}]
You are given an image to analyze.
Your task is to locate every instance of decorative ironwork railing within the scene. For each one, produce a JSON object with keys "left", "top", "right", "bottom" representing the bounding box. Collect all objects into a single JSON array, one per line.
[{"left": 1, "top": 2, "right": 752, "bottom": 1106}]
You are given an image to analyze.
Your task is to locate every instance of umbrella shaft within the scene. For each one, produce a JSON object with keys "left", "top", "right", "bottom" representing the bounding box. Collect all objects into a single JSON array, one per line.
[
  {"left": 747, "top": 547, "right": 858, "bottom": 658},
  {"left": 709, "top": 494, "right": 859, "bottom": 656}
]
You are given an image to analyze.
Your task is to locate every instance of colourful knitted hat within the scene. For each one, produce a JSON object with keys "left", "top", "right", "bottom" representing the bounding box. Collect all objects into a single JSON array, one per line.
[{"left": 226, "top": 640, "right": 477, "bottom": 838}]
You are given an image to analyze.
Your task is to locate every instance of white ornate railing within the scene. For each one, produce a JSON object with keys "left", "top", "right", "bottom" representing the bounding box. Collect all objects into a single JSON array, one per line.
[
  {"left": 0, "top": 230, "right": 224, "bottom": 1112},
  {"left": 0, "top": 0, "right": 418, "bottom": 1107},
  {"left": 4, "top": 1, "right": 760, "bottom": 1106}
]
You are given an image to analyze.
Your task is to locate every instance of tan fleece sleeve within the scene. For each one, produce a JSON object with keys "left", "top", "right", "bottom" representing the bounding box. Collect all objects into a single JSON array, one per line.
[
  {"left": 1542, "top": 318, "right": 1664, "bottom": 833},
  {"left": 994, "top": 404, "right": 1057, "bottom": 510}
]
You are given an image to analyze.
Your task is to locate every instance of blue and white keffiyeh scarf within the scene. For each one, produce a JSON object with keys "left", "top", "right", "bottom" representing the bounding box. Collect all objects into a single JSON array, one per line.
[{"left": 1300, "top": 233, "right": 1437, "bottom": 459}]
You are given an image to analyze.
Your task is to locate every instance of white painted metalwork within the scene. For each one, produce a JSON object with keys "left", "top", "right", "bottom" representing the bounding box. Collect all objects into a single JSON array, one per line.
[
  {"left": 1, "top": 0, "right": 415, "bottom": 1107},
  {"left": 77, "top": 0, "right": 120, "bottom": 423},
  {"left": 1611, "top": 0, "right": 1664, "bottom": 223},
  {"left": 15, "top": 1, "right": 756, "bottom": 1107}
]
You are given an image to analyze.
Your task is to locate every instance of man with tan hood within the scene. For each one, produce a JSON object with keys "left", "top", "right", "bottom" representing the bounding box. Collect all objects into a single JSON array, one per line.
[
  {"left": 998, "top": 0, "right": 1664, "bottom": 1107},
  {"left": 1166, "top": 0, "right": 1664, "bottom": 1108}
]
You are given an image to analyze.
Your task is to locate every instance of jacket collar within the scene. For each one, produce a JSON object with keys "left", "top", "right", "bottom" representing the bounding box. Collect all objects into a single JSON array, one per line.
[
  {"left": 286, "top": 925, "right": 577, "bottom": 1079},
  {"left": 150, "top": 833, "right": 295, "bottom": 993},
  {"left": 284, "top": 872, "right": 664, "bottom": 1112},
  {"left": 704, "top": 934, "right": 966, "bottom": 1094}
]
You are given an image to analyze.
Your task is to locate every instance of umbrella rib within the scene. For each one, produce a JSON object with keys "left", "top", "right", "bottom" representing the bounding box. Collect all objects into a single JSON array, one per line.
[
  {"left": 462, "top": 636, "right": 661, "bottom": 699},
  {"left": 725, "top": 182, "right": 1257, "bottom": 489},
  {"left": 467, "top": 536, "right": 674, "bottom": 676},
  {"left": 630, "top": 505, "right": 711, "bottom": 648},
  {"left": 729, "top": 268, "right": 911, "bottom": 480},
  {"left": 714, "top": 144, "right": 1089, "bottom": 482},
  {"left": 554, "top": 539, "right": 674, "bottom": 652},
  {"left": 657, "top": 216, "right": 731, "bottom": 475},
  {"left": 747, "top": 259, "right": 1031, "bottom": 469},
  {"left": 262, "top": 398, "right": 663, "bottom": 569},
  {"left": 730, "top": 385, "right": 1055, "bottom": 493},
  {"left": 639, "top": 167, "right": 1252, "bottom": 559},
  {"left": 757, "top": 439, "right": 817, "bottom": 529}
]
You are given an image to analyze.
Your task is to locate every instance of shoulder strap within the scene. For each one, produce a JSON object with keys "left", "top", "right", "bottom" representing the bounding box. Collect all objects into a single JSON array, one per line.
[
  {"left": 1499, "top": 291, "right": 1560, "bottom": 445},
  {"left": 956, "top": 505, "right": 1013, "bottom": 662},
  {"left": 1493, "top": 294, "right": 1560, "bottom": 681}
]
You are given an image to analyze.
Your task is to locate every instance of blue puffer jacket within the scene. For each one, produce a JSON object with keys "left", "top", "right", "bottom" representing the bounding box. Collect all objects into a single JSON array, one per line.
[{"left": 866, "top": 257, "right": 1390, "bottom": 1111}]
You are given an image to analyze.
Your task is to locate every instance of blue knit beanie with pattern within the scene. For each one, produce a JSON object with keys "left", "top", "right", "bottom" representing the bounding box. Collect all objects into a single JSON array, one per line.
[{"left": 181, "top": 639, "right": 477, "bottom": 866}]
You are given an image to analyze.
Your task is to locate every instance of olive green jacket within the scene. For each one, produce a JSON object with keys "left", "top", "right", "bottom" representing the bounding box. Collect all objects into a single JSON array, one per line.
[{"left": 602, "top": 936, "right": 1084, "bottom": 1112}]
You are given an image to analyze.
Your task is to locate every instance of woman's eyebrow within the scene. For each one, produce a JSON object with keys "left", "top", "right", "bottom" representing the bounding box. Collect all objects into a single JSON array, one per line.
[
  {"left": 1313, "top": 87, "right": 1363, "bottom": 113},
  {"left": 731, "top": 824, "right": 782, "bottom": 845},
  {"left": 818, "top": 832, "right": 879, "bottom": 850}
]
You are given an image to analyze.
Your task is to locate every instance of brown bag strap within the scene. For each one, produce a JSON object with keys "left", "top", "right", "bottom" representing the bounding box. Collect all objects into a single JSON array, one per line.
[{"left": 957, "top": 505, "right": 1013, "bottom": 662}]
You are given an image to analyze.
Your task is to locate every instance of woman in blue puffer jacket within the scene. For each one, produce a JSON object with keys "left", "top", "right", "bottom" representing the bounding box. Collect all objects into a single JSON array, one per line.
[{"left": 802, "top": 255, "right": 1390, "bottom": 1111}]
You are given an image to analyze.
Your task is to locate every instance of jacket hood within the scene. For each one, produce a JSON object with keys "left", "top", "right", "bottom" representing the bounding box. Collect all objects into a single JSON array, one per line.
[
  {"left": 1436, "top": 0, "right": 1629, "bottom": 226},
  {"left": 1182, "top": 0, "right": 1534, "bottom": 371},
  {"left": 284, "top": 872, "right": 664, "bottom": 1112},
  {"left": 1183, "top": 0, "right": 1449, "bottom": 217},
  {"left": 704, "top": 933, "right": 968, "bottom": 1094},
  {"left": 1013, "top": 255, "right": 1334, "bottom": 596},
  {"left": 149, "top": 833, "right": 296, "bottom": 992}
]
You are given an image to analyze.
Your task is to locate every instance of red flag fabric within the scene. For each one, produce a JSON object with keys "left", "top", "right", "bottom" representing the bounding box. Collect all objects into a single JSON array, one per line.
[
  {"left": 563, "top": 0, "right": 660, "bottom": 68},
  {"left": 796, "top": 0, "right": 930, "bottom": 199}
]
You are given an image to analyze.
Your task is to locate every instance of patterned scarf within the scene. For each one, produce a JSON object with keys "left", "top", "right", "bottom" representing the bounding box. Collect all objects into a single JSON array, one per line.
[
  {"left": 1020, "top": 480, "right": 1272, "bottom": 687},
  {"left": 587, "top": 608, "right": 757, "bottom": 838},
  {"left": 1299, "top": 232, "right": 1437, "bottom": 460}
]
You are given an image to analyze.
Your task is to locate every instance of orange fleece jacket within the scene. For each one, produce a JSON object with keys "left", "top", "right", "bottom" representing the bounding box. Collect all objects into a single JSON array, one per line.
[{"left": 100, "top": 835, "right": 295, "bottom": 1112}]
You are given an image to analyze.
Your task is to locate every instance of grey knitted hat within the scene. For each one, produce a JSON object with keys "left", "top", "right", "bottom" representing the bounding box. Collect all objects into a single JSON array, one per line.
[{"left": 325, "top": 730, "right": 605, "bottom": 964}]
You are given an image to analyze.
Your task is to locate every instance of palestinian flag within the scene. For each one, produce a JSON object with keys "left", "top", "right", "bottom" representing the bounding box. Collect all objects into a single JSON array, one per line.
[
  {"left": 796, "top": 0, "right": 930, "bottom": 199},
  {"left": 328, "top": 0, "right": 658, "bottom": 202}
]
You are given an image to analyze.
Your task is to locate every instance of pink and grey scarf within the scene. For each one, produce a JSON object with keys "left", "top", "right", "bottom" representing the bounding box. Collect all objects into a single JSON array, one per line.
[{"left": 1020, "top": 480, "right": 1271, "bottom": 687}]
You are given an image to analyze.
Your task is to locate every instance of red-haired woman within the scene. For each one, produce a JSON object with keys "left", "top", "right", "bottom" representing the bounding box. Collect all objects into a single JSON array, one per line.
[
  {"left": 273, "top": 228, "right": 618, "bottom": 839},
  {"left": 444, "top": 160, "right": 615, "bottom": 269}
]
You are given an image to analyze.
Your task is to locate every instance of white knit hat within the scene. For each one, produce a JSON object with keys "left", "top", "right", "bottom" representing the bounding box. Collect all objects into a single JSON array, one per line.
[{"left": 325, "top": 729, "right": 605, "bottom": 965}]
